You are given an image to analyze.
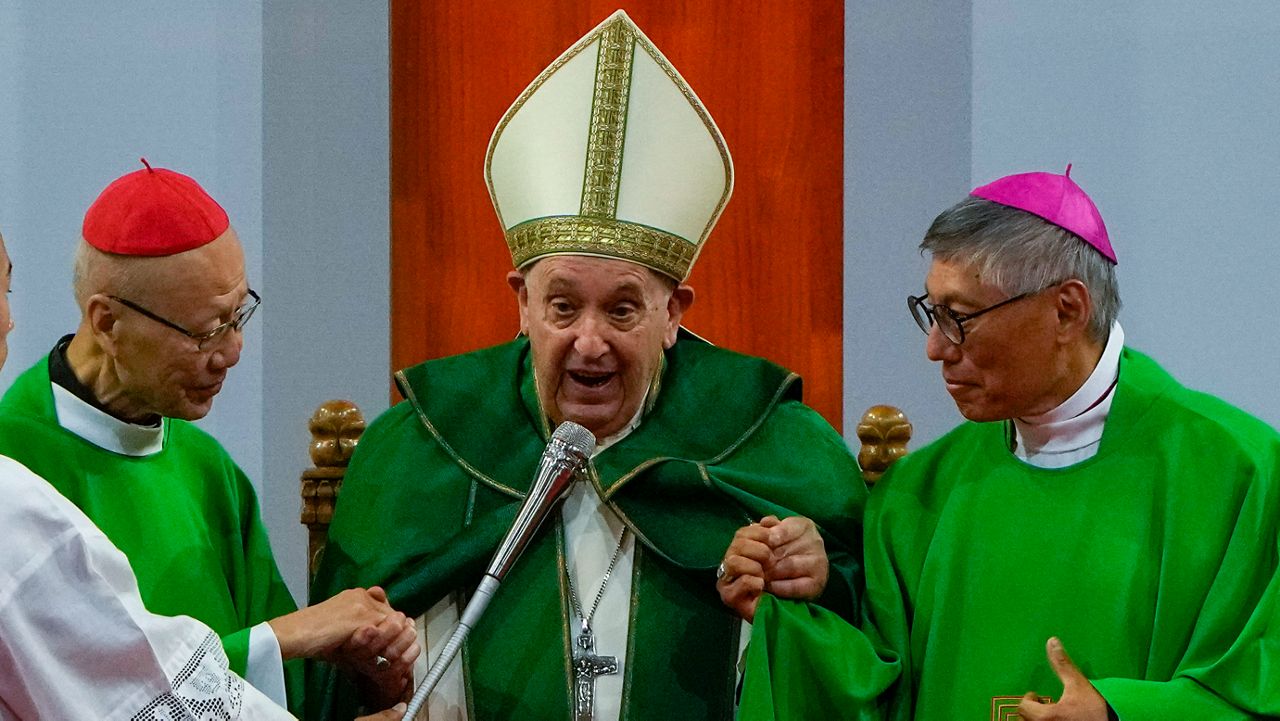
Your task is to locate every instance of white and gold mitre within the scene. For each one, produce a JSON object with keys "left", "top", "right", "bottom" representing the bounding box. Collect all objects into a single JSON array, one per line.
[{"left": 485, "top": 10, "right": 734, "bottom": 281}]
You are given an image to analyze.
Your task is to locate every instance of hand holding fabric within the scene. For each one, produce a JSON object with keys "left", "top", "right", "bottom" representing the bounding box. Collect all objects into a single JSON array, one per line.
[
  {"left": 763, "top": 514, "right": 828, "bottom": 601},
  {"left": 1017, "top": 638, "right": 1109, "bottom": 721},
  {"left": 717, "top": 517, "right": 775, "bottom": 621},
  {"left": 717, "top": 515, "right": 829, "bottom": 622}
]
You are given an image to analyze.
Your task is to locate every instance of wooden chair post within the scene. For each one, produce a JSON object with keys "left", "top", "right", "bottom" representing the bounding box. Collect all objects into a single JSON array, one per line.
[
  {"left": 856, "top": 405, "right": 912, "bottom": 484},
  {"left": 300, "top": 400, "right": 365, "bottom": 585}
]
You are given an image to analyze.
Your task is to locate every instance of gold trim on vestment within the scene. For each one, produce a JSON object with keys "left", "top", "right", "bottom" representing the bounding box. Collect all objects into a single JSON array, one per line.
[
  {"left": 991, "top": 695, "right": 1052, "bottom": 720},
  {"left": 397, "top": 369, "right": 526, "bottom": 499},
  {"left": 555, "top": 527, "right": 575, "bottom": 715},
  {"left": 619, "top": 541, "right": 643, "bottom": 718},
  {"left": 507, "top": 216, "right": 697, "bottom": 282},
  {"left": 581, "top": 21, "right": 634, "bottom": 219}
]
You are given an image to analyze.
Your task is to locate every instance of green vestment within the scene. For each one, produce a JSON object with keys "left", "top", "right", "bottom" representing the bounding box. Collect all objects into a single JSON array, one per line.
[
  {"left": 0, "top": 355, "right": 303, "bottom": 714},
  {"left": 742, "top": 348, "right": 1280, "bottom": 720},
  {"left": 308, "top": 334, "right": 866, "bottom": 720}
]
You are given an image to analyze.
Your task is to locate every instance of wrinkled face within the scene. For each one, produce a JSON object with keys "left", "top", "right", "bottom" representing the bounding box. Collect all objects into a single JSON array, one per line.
[
  {"left": 511, "top": 256, "right": 691, "bottom": 440},
  {"left": 923, "top": 258, "right": 1066, "bottom": 422},
  {"left": 108, "top": 229, "right": 249, "bottom": 421},
  {"left": 0, "top": 234, "right": 11, "bottom": 372}
]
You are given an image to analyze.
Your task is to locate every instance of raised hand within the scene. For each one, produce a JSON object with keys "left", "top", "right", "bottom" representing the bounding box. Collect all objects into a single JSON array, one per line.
[{"left": 1017, "top": 637, "right": 1108, "bottom": 721}]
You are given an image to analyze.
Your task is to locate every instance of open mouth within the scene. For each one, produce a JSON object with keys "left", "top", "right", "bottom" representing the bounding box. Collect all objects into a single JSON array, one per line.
[{"left": 568, "top": 370, "right": 615, "bottom": 388}]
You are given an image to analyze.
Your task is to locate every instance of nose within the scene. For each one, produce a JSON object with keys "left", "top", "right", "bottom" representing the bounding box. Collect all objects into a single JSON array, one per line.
[
  {"left": 571, "top": 313, "right": 610, "bottom": 360},
  {"left": 207, "top": 328, "right": 244, "bottom": 370},
  {"left": 924, "top": 322, "right": 960, "bottom": 363}
]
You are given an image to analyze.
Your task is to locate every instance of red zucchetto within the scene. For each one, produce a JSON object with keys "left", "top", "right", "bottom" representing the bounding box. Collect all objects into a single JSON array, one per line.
[{"left": 82, "top": 158, "right": 229, "bottom": 256}]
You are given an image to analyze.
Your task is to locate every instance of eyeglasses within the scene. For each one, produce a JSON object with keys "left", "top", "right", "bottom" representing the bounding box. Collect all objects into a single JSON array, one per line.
[
  {"left": 108, "top": 289, "right": 261, "bottom": 351},
  {"left": 907, "top": 289, "right": 1037, "bottom": 345}
]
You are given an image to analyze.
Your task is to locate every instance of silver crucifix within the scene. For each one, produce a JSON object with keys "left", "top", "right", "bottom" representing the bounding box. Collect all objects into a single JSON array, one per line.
[{"left": 572, "top": 630, "right": 618, "bottom": 720}]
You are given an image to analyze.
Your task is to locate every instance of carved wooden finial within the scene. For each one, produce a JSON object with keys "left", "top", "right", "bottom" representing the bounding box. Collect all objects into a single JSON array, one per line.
[
  {"left": 856, "top": 404, "right": 912, "bottom": 484},
  {"left": 302, "top": 400, "right": 366, "bottom": 583},
  {"left": 308, "top": 399, "right": 366, "bottom": 467}
]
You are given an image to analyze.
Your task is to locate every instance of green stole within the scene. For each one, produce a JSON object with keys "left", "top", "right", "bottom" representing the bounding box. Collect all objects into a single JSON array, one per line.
[{"left": 310, "top": 333, "right": 864, "bottom": 720}]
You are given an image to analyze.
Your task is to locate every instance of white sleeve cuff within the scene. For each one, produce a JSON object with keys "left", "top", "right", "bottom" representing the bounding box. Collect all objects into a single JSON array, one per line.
[{"left": 245, "top": 621, "right": 289, "bottom": 708}]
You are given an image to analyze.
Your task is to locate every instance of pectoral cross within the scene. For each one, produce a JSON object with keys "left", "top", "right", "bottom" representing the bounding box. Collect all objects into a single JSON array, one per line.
[{"left": 572, "top": 630, "right": 618, "bottom": 720}]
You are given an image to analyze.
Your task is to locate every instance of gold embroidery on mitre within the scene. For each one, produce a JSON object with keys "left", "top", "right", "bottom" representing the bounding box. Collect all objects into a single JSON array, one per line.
[
  {"left": 991, "top": 695, "right": 1053, "bottom": 720},
  {"left": 507, "top": 216, "right": 696, "bottom": 280},
  {"left": 484, "top": 10, "right": 734, "bottom": 281},
  {"left": 580, "top": 20, "right": 635, "bottom": 219}
]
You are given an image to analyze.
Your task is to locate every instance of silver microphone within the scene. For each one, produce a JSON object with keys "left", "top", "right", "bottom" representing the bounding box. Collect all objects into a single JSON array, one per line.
[{"left": 403, "top": 421, "right": 596, "bottom": 718}]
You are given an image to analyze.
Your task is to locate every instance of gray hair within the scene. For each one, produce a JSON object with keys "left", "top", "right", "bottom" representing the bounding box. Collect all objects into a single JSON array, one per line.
[
  {"left": 919, "top": 197, "right": 1120, "bottom": 343},
  {"left": 72, "top": 240, "right": 150, "bottom": 310}
]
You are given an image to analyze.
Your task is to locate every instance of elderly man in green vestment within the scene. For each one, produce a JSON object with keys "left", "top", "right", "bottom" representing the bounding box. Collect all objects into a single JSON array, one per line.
[
  {"left": 308, "top": 10, "right": 866, "bottom": 721},
  {"left": 0, "top": 162, "right": 419, "bottom": 715},
  {"left": 731, "top": 169, "right": 1280, "bottom": 720}
]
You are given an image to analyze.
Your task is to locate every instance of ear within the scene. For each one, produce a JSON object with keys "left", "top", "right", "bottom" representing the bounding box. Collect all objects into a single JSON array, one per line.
[
  {"left": 662, "top": 284, "right": 696, "bottom": 348},
  {"left": 1052, "top": 279, "right": 1093, "bottom": 342},
  {"left": 507, "top": 270, "right": 530, "bottom": 335},
  {"left": 84, "top": 294, "right": 122, "bottom": 355}
]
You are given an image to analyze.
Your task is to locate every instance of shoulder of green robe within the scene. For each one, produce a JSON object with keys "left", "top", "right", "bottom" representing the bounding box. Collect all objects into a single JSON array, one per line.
[
  {"left": 875, "top": 347, "right": 1280, "bottom": 506},
  {"left": 0, "top": 353, "right": 55, "bottom": 418},
  {"left": 1116, "top": 346, "right": 1280, "bottom": 461},
  {"left": 605, "top": 329, "right": 802, "bottom": 466},
  {"left": 391, "top": 338, "right": 546, "bottom": 495}
]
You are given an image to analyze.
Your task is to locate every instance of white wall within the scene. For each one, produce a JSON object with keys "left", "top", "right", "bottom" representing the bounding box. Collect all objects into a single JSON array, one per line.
[
  {"left": 844, "top": 0, "right": 973, "bottom": 446},
  {"left": 0, "top": 2, "right": 389, "bottom": 601},
  {"left": 971, "top": 0, "right": 1280, "bottom": 431},
  {"left": 262, "top": 3, "right": 390, "bottom": 601},
  {"left": 846, "top": 1, "right": 1280, "bottom": 449},
  {"left": 0, "top": 1, "right": 266, "bottom": 472}
]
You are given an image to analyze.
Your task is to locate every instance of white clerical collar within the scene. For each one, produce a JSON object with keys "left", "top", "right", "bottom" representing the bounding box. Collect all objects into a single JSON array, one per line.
[
  {"left": 51, "top": 382, "right": 165, "bottom": 457},
  {"left": 1012, "top": 321, "right": 1124, "bottom": 468}
]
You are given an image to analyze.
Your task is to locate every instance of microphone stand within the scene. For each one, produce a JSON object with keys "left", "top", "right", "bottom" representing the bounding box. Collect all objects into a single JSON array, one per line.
[{"left": 402, "top": 422, "right": 594, "bottom": 719}]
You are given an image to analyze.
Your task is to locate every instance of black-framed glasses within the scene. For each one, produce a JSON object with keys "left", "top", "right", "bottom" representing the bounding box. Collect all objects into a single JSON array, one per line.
[
  {"left": 108, "top": 289, "right": 261, "bottom": 351},
  {"left": 907, "top": 289, "right": 1035, "bottom": 345}
]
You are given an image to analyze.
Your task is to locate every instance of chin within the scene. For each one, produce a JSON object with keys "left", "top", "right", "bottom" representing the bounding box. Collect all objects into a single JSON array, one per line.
[
  {"left": 172, "top": 401, "right": 215, "bottom": 422},
  {"left": 954, "top": 402, "right": 1013, "bottom": 424}
]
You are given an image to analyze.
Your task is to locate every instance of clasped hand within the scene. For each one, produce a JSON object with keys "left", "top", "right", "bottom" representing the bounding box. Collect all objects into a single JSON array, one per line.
[
  {"left": 269, "top": 586, "right": 420, "bottom": 707},
  {"left": 716, "top": 515, "right": 828, "bottom": 622}
]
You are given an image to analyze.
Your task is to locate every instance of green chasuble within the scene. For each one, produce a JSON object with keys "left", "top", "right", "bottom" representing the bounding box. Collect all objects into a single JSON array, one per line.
[
  {"left": 0, "top": 354, "right": 303, "bottom": 714},
  {"left": 742, "top": 348, "right": 1280, "bottom": 720},
  {"left": 308, "top": 333, "right": 866, "bottom": 720}
]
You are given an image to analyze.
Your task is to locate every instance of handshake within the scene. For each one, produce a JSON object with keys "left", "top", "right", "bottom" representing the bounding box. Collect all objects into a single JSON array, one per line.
[{"left": 269, "top": 586, "right": 420, "bottom": 709}]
